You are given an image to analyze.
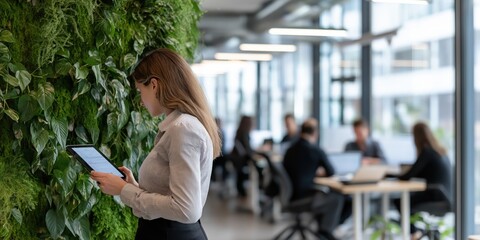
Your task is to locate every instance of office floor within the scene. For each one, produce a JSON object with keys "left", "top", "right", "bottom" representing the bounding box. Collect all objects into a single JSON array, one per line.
[{"left": 201, "top": 183, "right": 455, "bottom": 240}]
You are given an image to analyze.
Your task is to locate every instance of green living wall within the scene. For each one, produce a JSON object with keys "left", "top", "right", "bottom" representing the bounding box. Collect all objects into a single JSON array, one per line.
[{"left": 0, "top": 0, "right": 202, "bottom": 239}]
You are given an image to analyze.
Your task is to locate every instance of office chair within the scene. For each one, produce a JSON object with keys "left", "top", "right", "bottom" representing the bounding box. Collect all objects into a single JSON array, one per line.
[
  {"left": 411, "top": 184, "right": 452, "bottom": 240},
  {"left": 257, "top": 152, "right": 328, "bottom": 240}
]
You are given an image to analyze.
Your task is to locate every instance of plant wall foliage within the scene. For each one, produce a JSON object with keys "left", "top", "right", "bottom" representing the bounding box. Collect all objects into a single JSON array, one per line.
[{"left": 0, "top": 0, "right": 202, "bottom": 239}]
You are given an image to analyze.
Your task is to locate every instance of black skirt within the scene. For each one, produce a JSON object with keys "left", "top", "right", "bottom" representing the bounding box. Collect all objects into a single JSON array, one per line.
[{"left": 135, "top": 218, "right": 208, "bottom": 240}]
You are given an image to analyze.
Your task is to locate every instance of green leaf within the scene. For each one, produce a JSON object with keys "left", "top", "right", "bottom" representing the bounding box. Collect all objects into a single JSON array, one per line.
[
  {"left": 55, "top": 58, "right": 73, "bottom": 76},
  {"left": 13, "top": 123, "right": 23, "bottom": 140},
  {"left": 134, "top": 39, "right": 145, "bottom": 54},
  {"left": 72, "top": 80, "right": 91, "bottom": 101},
  {"left": 123, "top": 53, "right": 136, "bottom": 69},
  {"left": 4, "top": 108, "right": 19, "bottom": 122},
  {"left": 16, "top": 70, "right": 31, "bottom": 91},
  {"left": 73, "top": 216, "right": 91, "bottom": 240},
  {"left": 74, "top": 62, "right": 89, "bottom": 80},
  {"left": 35, "top": 82, "right": 55, "bottom": 111},
  {"left": 106, "top": 112, "right": 118, "bottom": 140},
  {"left": 0, "top": 30, "right": 15, "bottom": 43},
  {"left": 46, "top": 209, "right": 65, "bottom": 239},
  {"left": 84, "top": 56, "right": 101, "bottom": 66},
  {"left": 31, "top": 123, "right": 50, "bottom": 155},
  {"left": 56, "top": 49, "right": 70, "bottom": 58},
  {"left": 92, "top": 65, "right": 106, "bottom": 89},
  {"left": 3, "top": 88, "right": 20, "bottom": 100},
  {"left": 1, "top": 73, "right": 18, "bottom": 87},
  {"left": 51, "top": 117, "right": 68, "bottom": 149},
  {"left": 11, "top": 208, "right": 22, "bottom": 224},
  {"left": 8, "top": 62, "right": 26, "bottom": 72},
  {"left": 76, "top": 175, "right": 94, "bottom": 201},
  {"left": 0, "top": 42, "right": 10, "bottom": 63},
  {"left": 75, "top": 125, "right": 89, "bottom": 143},
  {"left": 105, "top": 56, "right": 116, "bottom": 68},
  {"left": 18, "top": 94, "right": 39, "bottom": 122}
]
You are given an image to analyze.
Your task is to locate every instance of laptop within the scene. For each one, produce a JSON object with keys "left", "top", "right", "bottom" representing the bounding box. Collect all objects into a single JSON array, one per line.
[
  {"left": 327, "top": 152, "right": 362, "bottom": 176},
  {"left": 339, "top": 165, "right": 388, "bottom": 185}
]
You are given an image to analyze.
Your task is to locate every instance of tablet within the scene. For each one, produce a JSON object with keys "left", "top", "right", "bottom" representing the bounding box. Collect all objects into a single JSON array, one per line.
[{"left": 66, "top": 145, "right": 125, "bottom": 179}]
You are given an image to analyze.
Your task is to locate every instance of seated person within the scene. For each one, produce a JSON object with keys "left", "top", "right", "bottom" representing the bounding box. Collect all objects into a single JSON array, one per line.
[
  {"left": 345, "top": 119, "right": 386, "bottom": 165},
  {"left": 283, "top": 118, "right": 344, "bottom": 240},
  {"left": 230, "top": 115, "right": 255, "bottom": 198},
  {"left": 394, "top": 122, "right": 452, "bottom": 237},
  {"left": 281, "top": 113, "right": 299, "bottom": 144}
]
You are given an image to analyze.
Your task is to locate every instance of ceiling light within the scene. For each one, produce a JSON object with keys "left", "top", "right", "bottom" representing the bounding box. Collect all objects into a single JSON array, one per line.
[
  {"left": 214, "top": 53, "right": 272, "bottom": 61},
  {"left": 269, "top": 28, "right": 348, "bottom": 37},
  {"left": 370, "top": 0, "right": 429, "bottom": 5},
  {"left": 239, "top": 44, "right": 297, "bottom": 52}
]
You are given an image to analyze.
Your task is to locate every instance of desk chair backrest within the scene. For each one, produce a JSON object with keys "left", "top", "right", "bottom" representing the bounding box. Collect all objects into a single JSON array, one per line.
[{"left": 256, "top": 152, "right": 292, "bottom": 207}]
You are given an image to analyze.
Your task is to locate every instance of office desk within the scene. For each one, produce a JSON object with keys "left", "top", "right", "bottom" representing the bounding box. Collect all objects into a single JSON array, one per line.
[{"left": 314, "top": 178, "right": 426, "bottom": 240}]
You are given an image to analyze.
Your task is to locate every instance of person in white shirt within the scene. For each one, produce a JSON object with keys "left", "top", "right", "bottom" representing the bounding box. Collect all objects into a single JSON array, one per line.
[{"left": 91, "top": 48, "right": 221, "bottom": 240}]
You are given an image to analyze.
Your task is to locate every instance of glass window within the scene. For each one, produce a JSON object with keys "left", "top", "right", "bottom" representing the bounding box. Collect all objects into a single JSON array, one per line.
[
  {"left": 371, "top": 1, "right": 455, "bottom": 166},
  {"left": 319, "top": 0, "right": 362, "bottom": 152}
]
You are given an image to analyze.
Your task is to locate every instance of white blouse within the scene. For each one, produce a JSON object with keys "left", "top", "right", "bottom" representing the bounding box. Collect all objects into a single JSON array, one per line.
[{"left": 120, "top": 110, "right": 213, "bottom": 223}]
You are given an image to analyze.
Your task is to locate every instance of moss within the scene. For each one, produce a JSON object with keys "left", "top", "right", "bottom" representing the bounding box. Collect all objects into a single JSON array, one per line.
[
  {"left": 91, "top": 195, "right": 137, "bottom": 240},
  {"left": 0, "top": 155, "right": 43, "bottom": 239},
  {"left": 51, "top": 83, "right": 77, "bottom": 122},
  {"left": 77, "top": 94, "right": 100, "bottom": 142}
]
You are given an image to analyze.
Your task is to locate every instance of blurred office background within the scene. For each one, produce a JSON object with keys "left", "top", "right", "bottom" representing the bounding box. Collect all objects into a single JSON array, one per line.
[{"left": 192, "top": 0, "right": 480, "bottom": 239}]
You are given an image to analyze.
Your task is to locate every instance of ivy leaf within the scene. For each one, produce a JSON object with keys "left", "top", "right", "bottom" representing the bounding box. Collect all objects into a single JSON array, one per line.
[
  {"left": 18, "top": 94, "right": 39, "bottom": 122},
  {"left": 4, "top": 108, "right": 19, "bottom": 122},
  {"left": 92, "top": 65, "right": 106, "bottom": 90},
  {"left": 3, "top": 88, "right": 20, "bottom": 100},
  {"left": 31, "top": 123, "right": 50, "bottom": 155},
  {"left": 1, "top": 73, "right": 19, "bottom": 87},
  {"left": 106, "top": 112, "right": 118, "bottom": 140},
  {"left": 134, "top": 39, "right": 145, "bottom": 54},
  {"left": 11, "top": 208, "right": 22, "bottom": 224},
  {"left": 55, "top": 58, "right": 73, "bottom": 76},
  {"left": 56, "top": 49, "right": 70, "bottom": 58},
  {"left": 0, "top": 30, "right": 15, "bottom": 43},
  {"left": 76, "top": 175, "right": 94, "bottom": 201},
  {"left": 75, "top": 125, "right": 89, "bottom": 143},
  {"left": 84, "top": 55, "right": 101, "bottom": 66},
  {"left": 13, "top": 123, "right": 23, "bottom": 140},
  {"left": 16, "top": 70, "right": 31, "bottom": 92},
  {"left": 104, "top": 56, "right": 116, "bottom": 68},
  {"left": 0, "top": 42, "right": 10, "bottom": 63},
  {"left": 8, "top": 62, "right": 26, "bottom": 72},
  {"left": 35, "top": 82, "right": 55, "bottom": 111},
  {"left": 74, "top": 62, "right": 89, "bottom": 80},
  {"left": 72, "top": 80, "right": 91, "bottom": 101},
  {"left": 123, "top": 53, "right": 136, "bottom": 69},
  {"left": 73, "top": 216, "right": 91, "bottom": 240},
  {"left": 51, "top": 117, "right": 68, "bottom": 149},
  {"left": 46, "top": 209, "right": 65, "bottom": 239}
]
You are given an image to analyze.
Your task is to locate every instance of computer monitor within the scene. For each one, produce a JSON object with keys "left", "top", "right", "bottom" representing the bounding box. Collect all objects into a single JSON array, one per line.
[{"left": 327, "top": 151, "right": 362, "bottom": 176}]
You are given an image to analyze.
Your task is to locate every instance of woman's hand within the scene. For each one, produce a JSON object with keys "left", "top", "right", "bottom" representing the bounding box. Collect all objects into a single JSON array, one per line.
[
  {"left": 90, "top": 171, "right": 127, "bottom": 196},
  {"left": 118, "top": 166, "right": 139, "bottom": 187}
]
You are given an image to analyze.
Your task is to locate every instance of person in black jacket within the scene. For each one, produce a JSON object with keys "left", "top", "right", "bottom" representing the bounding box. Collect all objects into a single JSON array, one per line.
[
  {"left": 283, "top": 118, "right": 344, "bottom": 240},
  {"left": 394, "top": 122, "right": 452, "bottom": 237}
]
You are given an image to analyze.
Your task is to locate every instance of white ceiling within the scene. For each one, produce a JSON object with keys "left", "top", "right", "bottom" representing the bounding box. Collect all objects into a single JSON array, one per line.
[{"left": 200, "top": 0, "right": 270, "bottom": 13}]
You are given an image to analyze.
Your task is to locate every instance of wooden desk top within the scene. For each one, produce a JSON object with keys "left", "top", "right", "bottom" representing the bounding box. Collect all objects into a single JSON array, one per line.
[{"left": 314, "top": 177, "right": 426, "bottom": 194}]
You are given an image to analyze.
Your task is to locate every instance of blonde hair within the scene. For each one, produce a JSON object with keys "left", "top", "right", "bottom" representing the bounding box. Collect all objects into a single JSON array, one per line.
[
  {"left": 412, "top": 122, "right": 447, "bottom": 157},
  {"left": 131, "top": 48, "right": 221, "bottom": 157}
]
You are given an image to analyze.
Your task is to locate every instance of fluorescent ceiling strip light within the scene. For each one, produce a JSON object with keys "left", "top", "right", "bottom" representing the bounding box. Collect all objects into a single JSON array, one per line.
[
  {"left": 239, "top": 44, "right": 297, "bottom": 52},
  {"left": 269, "top": 28, "right": 347, "bottom": 37},
  {"left": 371, "top": 0, "right": 429, "bottom": 5},
  {"left": 214, "top": 53, "right": 272, "bottom": 61}
]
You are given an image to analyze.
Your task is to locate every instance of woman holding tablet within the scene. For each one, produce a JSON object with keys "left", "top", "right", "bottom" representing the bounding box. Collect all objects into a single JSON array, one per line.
[{"left": 91, "top": 48, "right": 221, "bottom": 240}]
